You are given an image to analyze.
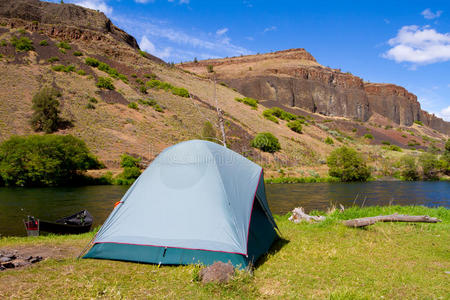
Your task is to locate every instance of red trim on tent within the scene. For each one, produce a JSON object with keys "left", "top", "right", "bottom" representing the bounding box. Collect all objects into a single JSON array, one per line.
[
  {"left": 93, "top": 241, "right": 246, "bottom": 256},
  {"left": 245, "top": 169, "right": 263, "bottom": 256}
]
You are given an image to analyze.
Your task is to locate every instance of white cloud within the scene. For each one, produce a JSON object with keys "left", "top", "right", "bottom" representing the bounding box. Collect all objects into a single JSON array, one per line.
[
  {"left": 73, "top": 0, "right": 113, "bottom": 15},
  {"left": 263, "top": 26, "right": 277, "bottom": 33},
  {"left": 383, "top": 25, "right": 450, "bottom": 66},
  {"left": 438, "top": 106, "right": 450, "bottom": 121},
  {"left": 384, "top": 19, "right": 390, "bottom": 24},
  {"left": 216, "top": 28, "right": 228, "bottom": 36},
  {"left": 421, "top": 8, "right": 443, "bottom": 20},
  {"left": 179, "top": 0, "right": 189, "bottom": 4},
  {"left": 135, "top": 0, "right": 155, "bottom": 3},
  {"left": 140, "top": 36, "right": 172, "bottom": 59}
]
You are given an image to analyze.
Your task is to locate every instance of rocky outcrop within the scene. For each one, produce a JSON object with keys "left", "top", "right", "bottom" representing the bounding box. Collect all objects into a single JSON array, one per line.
[
  {"left": 0, "top": 0, "right": 139, "bottom": 49},
  {"left": 181, "top": 49, "right": 449, "bottom": 134}
]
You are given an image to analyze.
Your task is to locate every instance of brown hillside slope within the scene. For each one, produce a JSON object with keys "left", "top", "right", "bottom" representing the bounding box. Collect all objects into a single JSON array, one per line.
[
  {"left": 0, "top": 0, "right": 447, "bottom": 179},
  {"left": 180, "top": 49, "right": 450, "bottom": 135}
]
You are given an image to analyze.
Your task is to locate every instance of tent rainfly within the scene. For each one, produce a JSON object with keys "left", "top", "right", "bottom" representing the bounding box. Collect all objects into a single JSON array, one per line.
[{"left": 84, "top": 140, "right": 279, "bottom": 268}]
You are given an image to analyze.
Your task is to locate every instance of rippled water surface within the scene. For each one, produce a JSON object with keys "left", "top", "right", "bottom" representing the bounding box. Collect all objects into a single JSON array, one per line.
[{"left": 1, "top": 181, "right": 448, "bottom": 236}]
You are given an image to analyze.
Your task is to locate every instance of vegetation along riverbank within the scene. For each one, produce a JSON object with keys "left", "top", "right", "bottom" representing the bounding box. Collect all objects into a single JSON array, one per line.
[{"left": 1, "top": 205, "right": 448, "bottom": 298}]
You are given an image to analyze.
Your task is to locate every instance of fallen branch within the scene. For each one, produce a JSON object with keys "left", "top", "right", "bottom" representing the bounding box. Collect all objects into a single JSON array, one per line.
[
  {"left": 289, "top": 207, "right": 325, "bottom": 223},
  {"left": 344, "top": 213, "right": 442, "bottom": 228}
]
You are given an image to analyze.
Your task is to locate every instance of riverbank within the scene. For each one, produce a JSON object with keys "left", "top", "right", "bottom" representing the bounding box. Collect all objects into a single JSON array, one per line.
[{"left": 1, "top": 205, "right": 449, "bottom": 298}]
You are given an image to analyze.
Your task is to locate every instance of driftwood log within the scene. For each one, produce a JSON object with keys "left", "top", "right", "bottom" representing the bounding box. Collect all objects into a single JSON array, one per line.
[
  {"left": 289, "top": 207, "right": 325, "bottom": 223},
  {"left": 344, "top": 213, "right": 442, "bottom": 228}
]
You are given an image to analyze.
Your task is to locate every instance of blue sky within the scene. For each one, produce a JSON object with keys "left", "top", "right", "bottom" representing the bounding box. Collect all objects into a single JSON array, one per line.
[{"left": 48, "top": 0, "right": 450, "bottom": 121}]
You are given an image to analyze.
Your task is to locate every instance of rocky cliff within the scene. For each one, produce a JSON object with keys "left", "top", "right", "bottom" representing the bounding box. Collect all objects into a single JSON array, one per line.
[
  {"left": 0, "top": 0, "right": 139, "bottom": 49},
  {"left": 180, "top": 49, "right": 449, "bottom": 134}
]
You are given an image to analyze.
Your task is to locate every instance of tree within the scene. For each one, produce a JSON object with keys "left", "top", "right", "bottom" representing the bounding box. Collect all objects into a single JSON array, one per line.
[
  {"left": 419, "top": 153, "right": 440, "bottom": 180},
  {"left": 30, "top": 87, "right": 61, "bottom": 133},
  {"left": 399, "top": 155, "right": 419, "bottom": 181},
  {"left": 251, "top": 132, "right": 281, "bottom": 153},
  {"left": 327, "top": 146, "right": 370, "bottom": 181},
  {"left": 114, "top": 154, "right": 142, "bottom": 185},
  {"left": 0, "top": 135, "right": 102, "bottom": 187}
]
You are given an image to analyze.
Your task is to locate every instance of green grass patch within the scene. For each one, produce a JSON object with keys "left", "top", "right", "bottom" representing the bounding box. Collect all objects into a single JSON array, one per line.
[
  {"left": 39, "top": 40, "right": 48, "bottom": 46},
  {"left": 10, "top": 36, "right": 33, "bottom": 52},
  {"left": 146, "top": 80, "right": 190, "bottom": 97},
  {"left": 235, "top": 97, "right": 258, "bottom": 108},
  {"left": 0, "top": 206, "right": 447, "bottom": 298},
  {"left": 51, "top": 64, "right": 75, "bottom": 72},
  {"left": 56, "top": 41, "right": 71, "bottom": 50}
]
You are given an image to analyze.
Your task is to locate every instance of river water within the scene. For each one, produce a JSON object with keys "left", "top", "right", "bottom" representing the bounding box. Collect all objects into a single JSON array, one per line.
[{"left": 0, "top": 181, "right": 448, "bottom": 236}]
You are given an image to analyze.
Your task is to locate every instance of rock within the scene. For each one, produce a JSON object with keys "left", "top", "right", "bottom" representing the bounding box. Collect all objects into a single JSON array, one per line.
[
  {"left": 0, "top": 256, "right": 13, "bottom": 263},
  {"left": 199, "top": 262, "right": 235, "bottom": 283},
  {"left": 2, "top": 262, "right": 15, "bottom": 269},
  {"left": 29, "top": 256, "right": 43, "bottom": 264}
]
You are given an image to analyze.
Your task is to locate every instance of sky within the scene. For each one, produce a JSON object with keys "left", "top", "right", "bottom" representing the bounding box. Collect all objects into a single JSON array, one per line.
[{"left": 47, "top": 0, "right": 450, "bottom": 121}]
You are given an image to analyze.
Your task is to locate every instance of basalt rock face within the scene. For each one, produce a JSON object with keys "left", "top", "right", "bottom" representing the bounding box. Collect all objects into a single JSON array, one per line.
[
  {"left": 181, "top": 49, "right": 449, "bottom": 134},
  {"left": 0, "top": 0, "right": 139, "bottom": 49}
]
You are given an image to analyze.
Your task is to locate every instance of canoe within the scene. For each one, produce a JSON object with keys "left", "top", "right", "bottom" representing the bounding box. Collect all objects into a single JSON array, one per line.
[{"left": 24, "top": 210, "right": 93, "bottom": 236}]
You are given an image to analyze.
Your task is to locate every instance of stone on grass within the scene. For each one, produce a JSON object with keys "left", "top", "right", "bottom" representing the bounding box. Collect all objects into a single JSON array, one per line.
[{"left": 199, "top": 261, "right": 235, "bottom": 283}]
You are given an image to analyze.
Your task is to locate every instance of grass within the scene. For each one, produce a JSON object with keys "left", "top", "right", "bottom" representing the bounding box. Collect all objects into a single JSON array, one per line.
[
  {"left": 235, "top": 97, "right": 258, "bottom": 108},
  {"left": 265, "top": 176, "right": 340, "bottom": 183},
  {"left": 0, "top": 206, "right": 448, "bottom": 298}
]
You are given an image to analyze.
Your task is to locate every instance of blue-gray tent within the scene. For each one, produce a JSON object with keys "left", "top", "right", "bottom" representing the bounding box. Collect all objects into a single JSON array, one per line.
[{"left": 84, "top": 140, "right": 279, "bottom": 268}]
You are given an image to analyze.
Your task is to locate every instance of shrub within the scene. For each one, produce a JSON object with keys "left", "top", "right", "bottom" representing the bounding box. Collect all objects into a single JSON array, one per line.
[
  {"left": 56, "top": 41, "right": 71, "bottom": 50},
  {"left": 171, "top": 87, "right": 190, "bottom": 98},
  {"left": 419, "top": 153, "right": 440, "bottom": 180},
  {"left": 51, "top": 64, "right": 65, "bottom": 72},
  {"left": 263, "top": 110, "right": 279, "bottom": 123},
  {"left": 10, "top": 36, "right": 34, "bottom": 51},
  {"left": 77, "top": 69, "right": 86, "bottom": 76},
  {"left": 153, "top": 104, "right": 164, "bottom": 112},
  {"left": 73, "top": 51, "right": 83, "bottom": 56},
  {"left": 270, "top": 107, "right": 297, "bottom": 121},
  {"left": 139, "top": 85, "right": 147, "bottom": 94},
  {"left": 118, "top": 74, "right": 128, "bottom": 83},
  {"left": 131, "top": 74, "right": 137, "bottom": 78},
  {"left": 115, "top": 154, "right": 141, "bottom": 185},
  {"left": 47, "top": 56, "right": 59, "bottom": 63},
  {"left": 287, "top": 120, "right": 303, "bottom": 133},
  {"left": 414, "top": 120, "right": 424, "bottom": 126},
  {"left": 352, "top": 128, "right": 357, "bottom": 132},
  {"left": 251, "top": 133, "right": 281, "bottom": 153},
  {"left": 399, "top": 155, "right": 419, "bottom": 181},
  {"left": 0, "top": 40, "right": 7, "bottom": 47},
  {"left": 325, "top": 137, "right": 334, "bottom": 145},
  {"left": 85, "top": 103, "right": 95, "bottom": 109},
  {"left": 128, "top": 102, "right": 138, "bottom": 110},
  {"left": 382, "top": 141, "right": 390, "bottom": 145},
  {"left": 120, "top": 154, "right": 141, "bottom": 168},
  {"left": 96, "top": 77, "right": 115, "bottom": 90},
  {"left": 39, "top": 40, "right": 48, "bottom": 46},
  {"left": 51, "top": 64, "right": 75, "bottom": 72},
  {"left": 0, "top": 135, "right": 102, "bottom": 187},
  {"left": 144, "top": 73, "right": 156, "bottom": 79},
  {"left": 138, "top": 50, "right": 147, "bottom": 57},
  {"left": 30, "top": 87, "right": 61, "bottom": 133},
  {"left": 364, "top": 133, "right": 374, "bottom": 139},
  {"left": 206, "top": 65, "right": 214, "bottom": 73},
  {"left": 385, "top": 145, "right": 402, "bottom": 152},
  {"left": 327, "top": 146, "right": 370, "bottom": 182},
  {"left": 235, "top": 97, "right": 258, "bottom": 108},
  {"left": 202, "top": 121, "right": 217, "bottom": 142},
  {"left": 89, "top": 97, "right": 98, "bottom": 103},
  {"left": 138, "top": 99, "right": 156, "bottom": 106},
  {"left": 85, "top": 57, "right": 100, "bottom": 67}
]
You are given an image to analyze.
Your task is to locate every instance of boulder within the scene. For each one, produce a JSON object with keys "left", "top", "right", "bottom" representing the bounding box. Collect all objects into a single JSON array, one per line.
[{"left": 199, "top": 262, "right": 235, "bottom": 283}]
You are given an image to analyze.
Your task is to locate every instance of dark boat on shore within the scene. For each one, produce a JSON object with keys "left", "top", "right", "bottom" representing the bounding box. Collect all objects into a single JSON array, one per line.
[{"left": 24, "top": 210, "right": 93, "bottom": 236}]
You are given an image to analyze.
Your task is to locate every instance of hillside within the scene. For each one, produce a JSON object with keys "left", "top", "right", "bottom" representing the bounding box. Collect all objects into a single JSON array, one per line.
[{"left": 0, "top": 0, "right": 448, "bottom": 179}]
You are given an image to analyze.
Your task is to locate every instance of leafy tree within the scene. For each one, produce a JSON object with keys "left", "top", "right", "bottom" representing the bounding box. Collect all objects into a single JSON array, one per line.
[
  {"left": 0, "top": 135, "right": 102, "bottom": 187},
  {"left": 30, "top": 87, "right": 61, "bottom": 133},
  {"left": 327, "top": 146, "right": 370, "bottom": 182},
  {"left": 115, "top": 154, "right": 141, "bottom": 185},
  {"left": 399, "top": 155, "right": 419, "bottom": 181},
  {"left": 120, "top": 154, "right": 141, "bottom": 168},
  {"left": 201, "top": 121, "right": 217, "bottom": 142},
  {"left": 251, "top": 132, "right": 281, "bottom": 153},
  {"left": 419, "top": 153, "right": 440, "bottom": 180}
]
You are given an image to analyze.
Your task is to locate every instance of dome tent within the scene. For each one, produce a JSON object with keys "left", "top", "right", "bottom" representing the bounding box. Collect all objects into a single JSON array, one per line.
[{"left": 84, "top": 140, "right": 279, "bottom": 268}]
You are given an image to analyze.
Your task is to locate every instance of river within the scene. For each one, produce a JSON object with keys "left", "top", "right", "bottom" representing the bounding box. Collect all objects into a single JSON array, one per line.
[{"left": 0, "top": 181, "right": 448, "bottom": 236}]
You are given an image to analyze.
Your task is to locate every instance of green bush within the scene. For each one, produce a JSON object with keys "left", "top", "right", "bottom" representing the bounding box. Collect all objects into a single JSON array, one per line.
[
  {"left": 171, "top": 87, "right": 190, "bottom": 97},
  {"left": 10, "top": 36, "right": 34, "bottom": 51},
  {"left": 77, "top": 69, "right": 86, "bottom": 76},
  {"left": 202, "top": 121, "right": 217, "bottom": 142},
  {"left": 325, "top": 137, "right": 334, "bottom": 145},
  {"left": 385, "top": 145, "right": 402, "bottom": 152},
  {"left": 287, "top": 120, "right": 303, "bottom": 133},
  {"left": 85, "top": 103, "right": 95, "bottom": 109},
  {"left": 0, "top": 40, "right": 7, "bottom": 47},
  {"left": 114, "top": 154, "right": 142, "bottom": 185},
  {"left": 48, "top": 56, "right": 59, "bottom": 63},
  {"left": 144, "top": 73, "right": 156, "bottom": 79},
  {"left": 96, "top": 77, "right": 115, "bottom": 90},
  {"left": 30, "top": 87, "right": 61, "bottom": 133},
  {"left": 120, "top": 154, "right": 141, "bottom": 168},
  {"left": 51, "top": 64, "right": 75, "bottom": 72},
  {"left": 381, "top": 141, "right": 390, "bottom": 145},
  {"left": 0, "top": 135, "right": 102, "bottom": 187},
  {"left": 139, "top": 85, "right": 147, "bottom": 94},
  {"left": 89, "top": 97, "right": 98, "bottom": 103},
  {"left": 251, "top": 133, "right": 281, "bottom": 153},
  {"left": 131, "top": 74, "right": 137, "bottom": 78},
  {"left": 153, "top": 104, "right": 164, "bottom": 113},
  {"left": 262, "top": 110, "right": 279, "bottom": 123},
  {"left": 39, "top": 40, "right": 48, "bottom": 46},
  {"left": 85, "top": 57, "right": 100, "bottom": 67},
  {"left": 364, "top": 133, "right": 374, "bottom": 139},
  {"left": 56, "top": 41, "right": 71, "bottom": 50},
  {"left": 419, "top": 153, "right": 440, "bottom": 180},
  {"left": 206, "top": 65, "right": 214, "bottom": 73},
  {"left": 138, "top": 99, "right": 156, "bottom": 106},
  {"left": 73, "top": 51, "right": 83, "bottom": 56},
  {"left": 235, "top": 97, "right": 258, "bottom": 108},
  {"left": 399, "top": 155, "right": 419, "bottom": 181},
  {"left": 270, "top": 107, "right": 297, "bottom": 121},
  {"left": 414, "top": 120, "right": 424, "bottom": 126},
  {"left": 327, "top": 146, "right": 370, "bottom": 182},
  {"left": 128, "top": 102, "right": 138, "bottom": 110},
  {"left": 139, "top": 50, "right": 147, "bottom": 57}
]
